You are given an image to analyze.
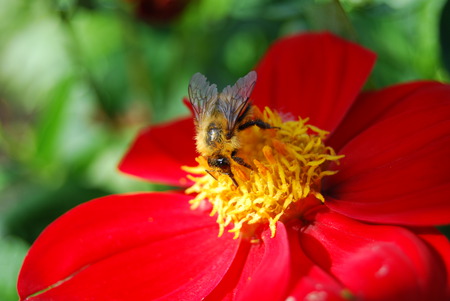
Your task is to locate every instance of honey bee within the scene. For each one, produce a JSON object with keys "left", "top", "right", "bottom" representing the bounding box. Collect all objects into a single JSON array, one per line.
[{"left": 188, "top": 71, "right": 276, "bottom": 186}]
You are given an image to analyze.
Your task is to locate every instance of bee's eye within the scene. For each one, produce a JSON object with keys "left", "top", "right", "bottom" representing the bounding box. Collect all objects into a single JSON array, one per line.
[
  {"left": 208, "top": 157, "right": 230, "bottom": 168},
  {"left": 216, "top": 158, "right": 229, "bottom": 166}
]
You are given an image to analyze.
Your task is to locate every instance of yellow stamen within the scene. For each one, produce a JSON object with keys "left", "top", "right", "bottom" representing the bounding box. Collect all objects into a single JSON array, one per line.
[{"left": 183, "top": 107, "right": 343, "bottom": 239}]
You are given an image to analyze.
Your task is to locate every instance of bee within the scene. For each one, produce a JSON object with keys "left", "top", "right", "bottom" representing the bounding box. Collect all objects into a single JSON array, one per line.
[{"left": 188, "top": 71, "right": 276, "bottom": 186}]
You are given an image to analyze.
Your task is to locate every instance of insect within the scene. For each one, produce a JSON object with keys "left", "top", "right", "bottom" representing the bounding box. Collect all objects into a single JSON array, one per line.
[{"left": 188, "top": 71, "right": 276, "bottom": 186}]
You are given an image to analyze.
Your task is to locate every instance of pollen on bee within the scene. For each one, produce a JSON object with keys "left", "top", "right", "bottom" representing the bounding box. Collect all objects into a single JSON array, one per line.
[{"left": 183, "top": 107, "right": 344, "bottom": 239}]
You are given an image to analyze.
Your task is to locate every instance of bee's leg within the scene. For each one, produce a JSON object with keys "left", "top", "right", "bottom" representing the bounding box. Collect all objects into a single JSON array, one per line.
[
  {"left": 231, "top": 149, "right": 252, "bottom": 169},
  {"left": 222, "top": 165, "right": 239, "bottom": 186},
  {"left": 238, "top": 119, "right": 278, "bottom": 131},
  {"left": 231, "top": 155, "right": 252, "bottom": 170},
  {"left": 226, "top": 172, "right": 239, "bottom": 187}
]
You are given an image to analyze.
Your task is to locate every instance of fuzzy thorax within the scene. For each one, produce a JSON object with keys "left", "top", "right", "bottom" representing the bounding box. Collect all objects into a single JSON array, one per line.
[
  {"left": 194, "top": 113, "right": 240, "bottom": 157},
  {"left": 183, "top": 107, "right": 343, "bottom": 239}
]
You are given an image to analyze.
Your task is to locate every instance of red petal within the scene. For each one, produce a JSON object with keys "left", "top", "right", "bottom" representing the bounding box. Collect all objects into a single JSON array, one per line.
[
  {"left": 416, "top": 228, "right": 450, "bottom": 299},
  {"left": 252, "top": 32, "right": 376, "bottom": 132},
  {"left": 203, "top": 238, "right": 257, "bottom": 301},
  {"left": 286, "top": 222, "right": 350, "bottom": 301},
  {"left": 207, "top": 223, "right": 349, "bottom": 301},
  {"left": 235, "top": 224, "right": 291, "bottom": 301},
  {"left": 18, "top": 192, "right": 239, "bottom": 300},
  {"left": 118, "top": 117, "right": 197, "bottom": 186},
  {"left": 205, "top": 225, "right": 288, "bottom": 301},
  {"left": 324, "top": 82, "right": 450, "bottom": 225},
  {"left": 327, "top": 81, "right": 439, "bottom": 151},
  {"left": 300, "top": 211, "right": 448, "bottom": 301}
]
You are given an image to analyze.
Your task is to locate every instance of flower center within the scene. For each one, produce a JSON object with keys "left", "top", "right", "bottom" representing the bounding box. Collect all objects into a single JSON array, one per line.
[{"left": 183, "top": 107, "right": 343, "bottom": 239}]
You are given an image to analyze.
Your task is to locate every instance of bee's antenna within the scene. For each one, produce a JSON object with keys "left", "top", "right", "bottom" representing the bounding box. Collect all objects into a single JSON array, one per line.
[
  {"left": 206, "top": 169, "right": 239, "bottom": 187},
  {"left": 205, "top": 170, "right": 218, "bottom": 181}
]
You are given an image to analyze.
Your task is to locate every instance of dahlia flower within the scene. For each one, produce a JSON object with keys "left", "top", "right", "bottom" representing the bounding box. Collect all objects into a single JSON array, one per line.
[{"left": 18, "top": 33, "right": 450, "bottom": 301}]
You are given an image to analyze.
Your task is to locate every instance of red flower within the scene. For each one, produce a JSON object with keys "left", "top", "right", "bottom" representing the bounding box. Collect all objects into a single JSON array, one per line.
[{"left": 18, "top": 33, "right": 450, "bottom": 301}]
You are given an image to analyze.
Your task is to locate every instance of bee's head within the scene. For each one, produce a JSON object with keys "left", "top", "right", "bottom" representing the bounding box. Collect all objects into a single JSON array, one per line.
[
  {"left": 207, "top": 156, "right": 230, "bottom": 169},
  {"left": 206, "top": 155, "right": 237, "bottom": 186}
]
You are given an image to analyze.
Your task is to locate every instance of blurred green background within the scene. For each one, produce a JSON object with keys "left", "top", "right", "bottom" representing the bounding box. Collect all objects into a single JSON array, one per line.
[{"left": 0, "top": 0, "right": 449, "bottom": 299}]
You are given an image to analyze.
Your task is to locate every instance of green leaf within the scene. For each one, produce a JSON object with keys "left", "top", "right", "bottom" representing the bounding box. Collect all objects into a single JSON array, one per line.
[
  {"left": 440, "top": 0, "right": 450, "bottom": 74},
  {"left": 0, "top": 236, "right": 29, "bottom": 301},
  {"left": 3, "top": 179, "right": 109, "bottom": 244},
  {"left": 34, "top": 77, "right": 73, "bottom": 167}
]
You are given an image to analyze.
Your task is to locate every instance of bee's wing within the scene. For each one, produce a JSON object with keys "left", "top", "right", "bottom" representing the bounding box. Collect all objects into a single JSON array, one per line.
[
  {"left": 188, "top": 73, "right": 218, "bottom": 125},
  {"left": 218, "top": 71, "right": 257, "bottom": 132}
]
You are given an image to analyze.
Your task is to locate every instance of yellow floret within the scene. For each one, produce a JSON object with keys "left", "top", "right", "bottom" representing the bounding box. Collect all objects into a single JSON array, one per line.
[{"left": 183, "top": 107, "right": 343, "bottom": 238}]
